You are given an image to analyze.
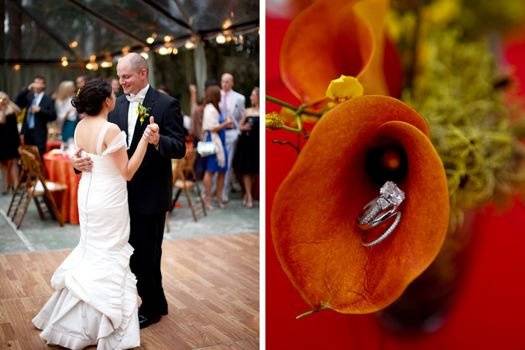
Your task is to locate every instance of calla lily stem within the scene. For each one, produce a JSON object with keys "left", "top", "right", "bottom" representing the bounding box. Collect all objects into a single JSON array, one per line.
[{"left": 267, "top": 95, "right": 323, "bottom": 117}]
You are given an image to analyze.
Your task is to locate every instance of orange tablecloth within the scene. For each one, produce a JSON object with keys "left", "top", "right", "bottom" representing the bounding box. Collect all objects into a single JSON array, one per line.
[
  {"left": 46, "top": 140, "right": 62, "bottom": 153},
  {"left": 43, "top": 152, "right": 80, "bottom": 224}
]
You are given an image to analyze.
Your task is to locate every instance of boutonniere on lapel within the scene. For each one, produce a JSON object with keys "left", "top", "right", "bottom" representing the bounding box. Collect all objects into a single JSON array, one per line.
[{"left": 137, "top": 103, "right": 150, "bottom": 125}]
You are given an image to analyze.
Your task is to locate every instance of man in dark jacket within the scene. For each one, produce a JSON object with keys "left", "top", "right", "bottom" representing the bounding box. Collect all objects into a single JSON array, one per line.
[
  {"left": 15, "top": 76, "right": 56, "bottom": 156},
  {"left": 73, "top": 53, "right": 186, "bottom": 328}
]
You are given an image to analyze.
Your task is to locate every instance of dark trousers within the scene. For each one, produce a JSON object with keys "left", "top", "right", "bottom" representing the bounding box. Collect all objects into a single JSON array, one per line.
[
  {"left": 24, "top": 129, "right": 45, "bottom": 157},
  {"left": 129, "top": 210, "right": 168, "bottom": 317}
]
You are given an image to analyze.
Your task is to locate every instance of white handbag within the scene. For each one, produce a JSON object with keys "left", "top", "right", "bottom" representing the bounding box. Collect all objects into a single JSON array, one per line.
[{"left": 197, "top": 141, "right": 216, "bottom": 157}]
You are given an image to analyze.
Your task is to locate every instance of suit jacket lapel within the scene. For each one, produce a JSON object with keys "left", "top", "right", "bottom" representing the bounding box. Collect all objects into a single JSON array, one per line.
[{"left": 130, "top": 87, "right": 156, "bottom": 151}]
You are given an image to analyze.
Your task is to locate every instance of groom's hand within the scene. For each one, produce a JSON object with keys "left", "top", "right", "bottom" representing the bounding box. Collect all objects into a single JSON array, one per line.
[
  {"left": 146, "top": 116, "right": 160, "bottom": 147},
  {"left": 72, "top": 148, "right": 93, "bottom": 172}
]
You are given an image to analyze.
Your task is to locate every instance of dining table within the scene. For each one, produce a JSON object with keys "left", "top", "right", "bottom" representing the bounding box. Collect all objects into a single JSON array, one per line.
[{"left": 43, "top": 150, "right": 80, "bottom": 224}]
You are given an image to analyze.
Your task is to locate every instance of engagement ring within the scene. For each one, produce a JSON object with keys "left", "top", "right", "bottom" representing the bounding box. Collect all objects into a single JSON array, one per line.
[{"left": 357, "top": 181, "right": 405, "bottom": 247}]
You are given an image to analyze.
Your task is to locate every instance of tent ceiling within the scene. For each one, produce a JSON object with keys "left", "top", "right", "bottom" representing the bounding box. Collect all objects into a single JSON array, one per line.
[{"left": 3, "top": 0, "right": 259, "bottom": 63}]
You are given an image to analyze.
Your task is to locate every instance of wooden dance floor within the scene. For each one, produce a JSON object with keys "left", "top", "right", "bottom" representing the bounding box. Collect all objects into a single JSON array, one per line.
[{"left": 0, "top": 233, "right": 259, "bottom": 349}]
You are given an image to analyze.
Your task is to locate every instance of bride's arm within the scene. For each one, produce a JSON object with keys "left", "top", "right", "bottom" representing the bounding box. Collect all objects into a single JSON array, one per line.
[{"left": 107, "top": 124, "right": 156, "bottom": 180}]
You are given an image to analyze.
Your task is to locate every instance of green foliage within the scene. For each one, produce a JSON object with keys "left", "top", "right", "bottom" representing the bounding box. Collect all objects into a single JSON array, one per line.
[
  {"left": 405, "top": 30, "right": 524, "bottom": 213},
  {"left": 459, "top": 0, "right": 525, "bottom": 39}
]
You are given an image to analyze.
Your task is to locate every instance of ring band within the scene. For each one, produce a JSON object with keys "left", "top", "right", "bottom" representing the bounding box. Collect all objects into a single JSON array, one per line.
[
  {"left": 357, "top": 181, "right": 405, "bottom": 247},
  {"left": 362, "top": 211, "right": 401, "bottom": 247}
]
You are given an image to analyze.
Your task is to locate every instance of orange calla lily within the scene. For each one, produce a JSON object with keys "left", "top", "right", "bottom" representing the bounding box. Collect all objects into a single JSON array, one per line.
[
  {"left": 271, "top": 95, "right": 450, "bottom": 313},
  {"left": 280, "top": 0, "right": 394, "bottom": 103}
]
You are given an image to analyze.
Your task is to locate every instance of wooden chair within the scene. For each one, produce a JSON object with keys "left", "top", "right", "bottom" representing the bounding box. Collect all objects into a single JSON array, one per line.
[
  {"left": 170, "top": 149, "right": 207, "bottom": 222},
  {"left": 7, "top": 148, "right": 66, "bottom": 228}
]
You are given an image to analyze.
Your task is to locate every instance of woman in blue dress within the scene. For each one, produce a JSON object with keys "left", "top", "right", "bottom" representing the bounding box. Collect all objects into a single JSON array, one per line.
[{"left": 202, "top": 85, "right": 232, "bottom": 209}]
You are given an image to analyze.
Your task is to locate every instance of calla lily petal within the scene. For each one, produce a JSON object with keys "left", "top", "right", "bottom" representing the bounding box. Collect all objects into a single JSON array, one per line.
[
  {"left": 280, "top": 0, "right": 395, "bottom": 102},
  {"left": 271, "top": 95, "right": 450, "bottom": 313}
]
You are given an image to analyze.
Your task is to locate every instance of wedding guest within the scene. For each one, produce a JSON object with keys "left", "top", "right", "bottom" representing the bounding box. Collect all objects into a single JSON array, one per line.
[
  {"left": 202, "top": 85, "right": 232, "bottom": 209},
  {"left": 220, "top": 72, "right": 245, "bottom": 202},
  {"left": 75, "top": 75, "right": 88, "bottom": 90},
  {"left": 191, "top": 79, "right": 222, "bottom": 141},
  {"left": 233, "top": 87, "right": 259, "bottom": 208},
  {"left": 0, "top": 92, "right": 20, "bottom": 193},
  {"left": 75, "top": 76, "right": 90, "bottom": 121},
  {"left": 110, "top": 78, "right": 122, "bottom": 97},
  {"left": 15, "top": 75, "right": 56, "bottom": 156},
  {"left": 188, "top": 84, "right": 207, "bottom": 180},
  {"left": 189, "top": 84, "right": 203, "bottom": 142},
  {"left": 54, "top": 80, "right": 78, "bottom": 142}
]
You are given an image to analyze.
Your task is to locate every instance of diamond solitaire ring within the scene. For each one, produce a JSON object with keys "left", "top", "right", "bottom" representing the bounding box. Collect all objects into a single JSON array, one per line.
[{"left": 357, "top": 181, "right": 405, "bottom": 247}]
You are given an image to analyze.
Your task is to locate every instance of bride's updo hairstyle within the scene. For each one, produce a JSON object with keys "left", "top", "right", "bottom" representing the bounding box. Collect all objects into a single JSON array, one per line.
[{"left": 71, "top": 78, "right": 112, "bottom": 116}]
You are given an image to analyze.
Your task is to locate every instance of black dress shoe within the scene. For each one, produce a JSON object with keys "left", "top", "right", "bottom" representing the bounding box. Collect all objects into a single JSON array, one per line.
[{"left": 139, "top": 313, "right": 161, "bottom": 329}]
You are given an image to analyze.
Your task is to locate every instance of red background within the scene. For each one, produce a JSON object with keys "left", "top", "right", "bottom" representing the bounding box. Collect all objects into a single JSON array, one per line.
[{"left": 266, "top": 15, "right": 525, "bottom": 350}]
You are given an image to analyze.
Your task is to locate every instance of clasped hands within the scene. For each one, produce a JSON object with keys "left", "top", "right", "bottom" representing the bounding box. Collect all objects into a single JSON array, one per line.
[
  {"left": 143, "top": 116, "right": 160, "bottom": 145},
  {"left": 73, "top": 117, "right": 160, "bottom": 172}
]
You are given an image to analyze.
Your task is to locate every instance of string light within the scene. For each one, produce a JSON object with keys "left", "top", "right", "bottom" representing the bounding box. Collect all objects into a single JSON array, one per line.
[
  {"left": 216, "top": 33, "right": 226, "bottom": 44},
  {"left": 86, "top": 54, "right": 99, "bottom": 71},
  {"left": 184, "top": 40, "right": 195, "bottom": 50},
  {"left": 100, "top": 60, "right": 113, "bottom": 68},
  {"left": 158, "top": 46, "right": 173, "bottom": 55},
  {"left": 54, "top": 26, "right": 259, "bottom": 70},
  {"left": 222, "top": 18, "right": 232, "bottom": 29},
  {"left": 13, "top": 64, "right": 21, "bottom": 71},
  {"left": 85, "top": 62, "right": 98, "bottom": 70},
  {"left": 100, "top": 53, "right": 113, "bottom": 68}
]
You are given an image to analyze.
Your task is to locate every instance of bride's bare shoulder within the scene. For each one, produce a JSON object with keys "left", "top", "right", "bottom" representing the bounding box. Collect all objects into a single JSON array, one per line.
[{"left": 106, "top": 122, "right": 121, "bottom": 133}]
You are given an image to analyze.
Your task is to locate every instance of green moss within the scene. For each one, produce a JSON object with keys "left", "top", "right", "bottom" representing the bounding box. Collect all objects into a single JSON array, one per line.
[{"left": 405, "top": 30, "right": 525, "bottom": 214}]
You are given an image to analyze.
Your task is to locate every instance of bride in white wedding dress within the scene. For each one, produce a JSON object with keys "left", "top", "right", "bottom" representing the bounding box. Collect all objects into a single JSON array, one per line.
[{"left": 32, "top": 79, "right": 157, "bottom": 349}]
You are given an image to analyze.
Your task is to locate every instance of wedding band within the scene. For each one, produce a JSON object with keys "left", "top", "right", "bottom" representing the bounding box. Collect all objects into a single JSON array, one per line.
[
  {"left": 357, "top": 181, "right": 405, "bottom": 247},
  {"left": 361, "top": 212, "right": 401, "bottom": 247}
]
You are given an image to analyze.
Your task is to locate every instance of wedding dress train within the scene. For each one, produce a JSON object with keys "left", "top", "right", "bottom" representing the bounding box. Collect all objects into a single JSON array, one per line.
[{"left": 32, "top": 123, "right": 140, "bottom": 349}]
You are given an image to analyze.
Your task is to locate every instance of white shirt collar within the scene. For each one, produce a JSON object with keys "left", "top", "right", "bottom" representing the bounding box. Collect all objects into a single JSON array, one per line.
[
  {"left": 134, "top": 84, "right": 149, "bottom": 99},
  {"left": 33, "top": 91, "right": 44, "bottom": 105},
  {"left": 126, "top": 84, "right": 150, "bottom": 102}
]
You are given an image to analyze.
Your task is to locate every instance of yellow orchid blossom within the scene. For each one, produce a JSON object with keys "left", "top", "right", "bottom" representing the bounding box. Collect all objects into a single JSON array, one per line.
[{"left": 325, "top": 75, "right": 364, "bottom": 102}]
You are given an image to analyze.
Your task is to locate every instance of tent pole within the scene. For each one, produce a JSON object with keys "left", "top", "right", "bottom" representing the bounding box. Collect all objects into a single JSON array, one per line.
[
  {"left": 194, "top": 40, "right": 207, "bottom": 100},
  {"left": 147, "top": 53, "right": 156, "bottom": 88}
]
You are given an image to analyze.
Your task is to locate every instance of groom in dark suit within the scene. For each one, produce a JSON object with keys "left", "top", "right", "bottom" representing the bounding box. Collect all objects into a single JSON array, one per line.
[
  {"left": 15, "top": 75, "right": 57, "bottom": 156},
  {"left": 74, "top": 53, "right": 186, "bottom": 328}
]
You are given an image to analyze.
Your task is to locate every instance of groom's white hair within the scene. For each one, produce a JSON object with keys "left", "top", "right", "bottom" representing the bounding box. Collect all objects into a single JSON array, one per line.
[{"left": 119, "top": 52, "right": 148, "bottom": 73}]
